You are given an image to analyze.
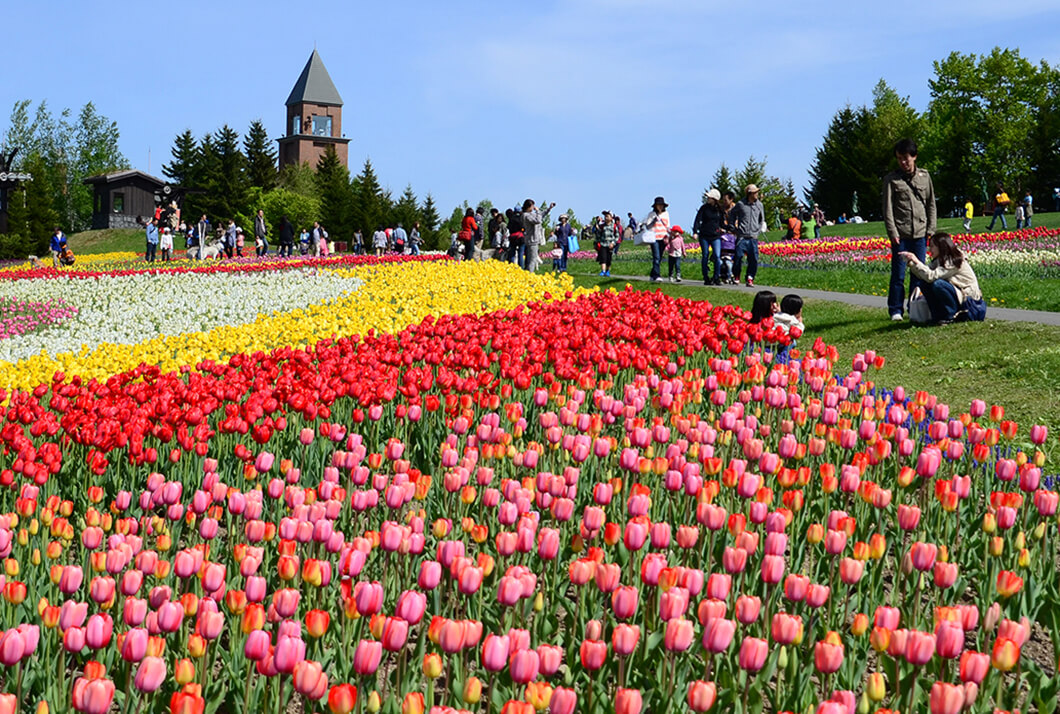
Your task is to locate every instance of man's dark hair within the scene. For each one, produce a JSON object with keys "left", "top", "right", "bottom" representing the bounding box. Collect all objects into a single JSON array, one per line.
[
  {"left": 723, "top": 191, "right": 736, "bottom": 201},
  {"left": 894, "top": 138, "right": 918, "bottom": 157},
  {"left": 780, "top": 294, "right": 803, "bottom": 315}
]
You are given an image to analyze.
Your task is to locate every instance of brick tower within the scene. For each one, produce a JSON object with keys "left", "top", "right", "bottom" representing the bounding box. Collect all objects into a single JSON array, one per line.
[{"left": 277, "top": 50, "right": 350, "bottom": 169}]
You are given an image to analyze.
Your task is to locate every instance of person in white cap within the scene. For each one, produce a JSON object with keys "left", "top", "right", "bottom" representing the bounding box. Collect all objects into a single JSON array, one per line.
[
  {"left": 730, "top": 184, "right": 765, "bottom": 287},
  {"left": 692, "top": 188, "right": 726, "bottom": 285}
]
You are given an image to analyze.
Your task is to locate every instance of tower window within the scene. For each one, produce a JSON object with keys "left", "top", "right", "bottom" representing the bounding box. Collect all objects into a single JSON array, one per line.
[
  {"left": 312, "top": 115, "right": 332, "bottom": 137},
  {"left": 292, "top": 115, "right": 301, "bottom": 135}
]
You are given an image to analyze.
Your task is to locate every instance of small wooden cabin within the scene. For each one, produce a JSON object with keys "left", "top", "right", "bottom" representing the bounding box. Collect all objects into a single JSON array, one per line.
[{"left": 83, "top": 170, "right": 165, "bottom": 229}]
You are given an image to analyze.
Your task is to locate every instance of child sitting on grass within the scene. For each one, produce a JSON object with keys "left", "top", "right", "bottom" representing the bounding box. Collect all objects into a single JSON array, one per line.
[
  {"left": 666, "top": 225, "right": 685, "bottom": 282},
  {"left": 774, "top": 294, "right": 805, "bottom": 336}
]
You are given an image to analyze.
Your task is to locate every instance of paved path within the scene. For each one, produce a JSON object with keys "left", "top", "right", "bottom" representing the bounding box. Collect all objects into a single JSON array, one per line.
[{"left": 606, "top": 273, "right": 1060, "bottom": 326}]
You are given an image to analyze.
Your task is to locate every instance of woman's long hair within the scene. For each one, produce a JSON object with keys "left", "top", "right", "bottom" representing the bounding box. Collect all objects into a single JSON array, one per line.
[
  {"left": 931, "top": 232, "right": 963, "bottom": 268},
  {"left": 750, "top": 291, "right": 778, "bottom": 324}
]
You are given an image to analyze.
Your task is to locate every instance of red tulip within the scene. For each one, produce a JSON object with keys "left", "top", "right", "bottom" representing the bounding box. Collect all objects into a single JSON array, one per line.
[
  {"left": 687, "top": 680, "right": 717, "bottom": 712},
  {"left": 612, "top": 624, "right": 640, "bottom": 656},
  {"left": 614, "top": 688, "right": 642, "bottom": 714},
  {"left": 935, "top": 620, "right": 963, "bottom": 659},
  {"left": 293, "top": 660, "right": 328, "bottom": 700},
  {"left": 579, "top": 639, "right": 607, "bottom": 670},
  {"left": 328, "top": 683, "right": 357, "bottom": 714},
  {"left": 814, "top": 636, "right": 843, "bottom": 674},
  {"left": 929, "top": 681, "right": 964, "bottom": 714}
]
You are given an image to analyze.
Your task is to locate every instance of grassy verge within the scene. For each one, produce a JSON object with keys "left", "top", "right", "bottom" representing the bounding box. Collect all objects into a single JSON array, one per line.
[
  {"left": 573, "top": 275, "right": 1060, "bottom": 429},
  {"left": 564, "top": 210, "right": 1060, "bottom": 312}
]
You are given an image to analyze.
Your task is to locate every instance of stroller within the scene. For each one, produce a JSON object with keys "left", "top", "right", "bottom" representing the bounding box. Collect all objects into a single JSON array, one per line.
[{"left": 59, "top": 245, "right": 76, "bottom": 266}]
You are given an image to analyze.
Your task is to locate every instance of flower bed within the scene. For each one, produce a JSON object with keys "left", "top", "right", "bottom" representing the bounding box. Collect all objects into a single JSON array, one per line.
[
  {"left": 760, "top": 228, "right": 1060, "bottom": 278},
  {"left": 0, "top": 297, "right": 78, "bottom": 341},
  {"left": 0, "top": 257, "right": 1056, "bottom": 714}
]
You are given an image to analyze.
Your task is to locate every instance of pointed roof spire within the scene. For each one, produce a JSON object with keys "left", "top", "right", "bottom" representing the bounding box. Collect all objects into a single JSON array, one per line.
[{"left": 285, "top": 50, "right": 343, "bottom": 107}]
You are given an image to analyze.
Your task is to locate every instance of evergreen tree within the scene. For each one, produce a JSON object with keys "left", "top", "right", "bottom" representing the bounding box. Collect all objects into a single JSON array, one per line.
[
  {"left": 392, "top": 184, "right": 421, "bottom": 233},
  {"left": 707, "top": 163, "right": 735, "bottom": 199},
  {"left": 195, "top": 126, "right": 249, "bottom": 222},
  {"left": 419, "top": 193, "right": 440, "bottom": 250},
  {"left": 162, "top": 129, "right": 199, "bottom": 186},
  {"left": 10, "top": 153, "right": 60, "bottom": 257},
  {"left": 315, "top": 146, "right": 354, "bottom": 238},
  {"left": 243, "top": 120, "right": 277, "bottom": 191},
  {"left": 806, "top": 105, "right": 876, "bottom": 217},
  {"left": 351, "top": 158, "right": 386, "bottom": 234},
  {"left": 277, "top": 162, "right": 317, "bottom": 197}
]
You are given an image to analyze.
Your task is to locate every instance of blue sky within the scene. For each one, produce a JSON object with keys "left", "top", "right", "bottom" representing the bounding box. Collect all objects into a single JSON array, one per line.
[{"left": 2, "top": 0, "right": 1058, "bottom": 228}]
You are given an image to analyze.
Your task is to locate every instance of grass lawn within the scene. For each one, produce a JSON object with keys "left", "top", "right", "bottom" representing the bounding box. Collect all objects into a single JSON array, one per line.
[
  {"left": 69, "top": 228, "right": 144, "bottom": 255},
  {"left": 564, "top": 211, "right": 1060, "bottom": 312},
  {"left": 573, "top": 275, "right": 1060, "bottom": 430}
]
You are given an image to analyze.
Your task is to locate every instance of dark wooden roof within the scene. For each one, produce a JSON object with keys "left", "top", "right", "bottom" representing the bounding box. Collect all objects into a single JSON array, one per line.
[
  {"left": 83, "top": 170, "right": 165, "bottom": 187},
  {"left": 285, "top": 50, "right": 343, "bottom": 107}
]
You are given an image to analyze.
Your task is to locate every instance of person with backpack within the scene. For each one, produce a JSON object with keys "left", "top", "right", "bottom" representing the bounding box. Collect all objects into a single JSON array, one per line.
[
  {"left": 50, "top": 226, "right": 68, "bottom": 268},
  {"left": 506, "top": 209, "right": 525, "bottom": 266},
  {"left": 987, "top": 184, "right": 1010, "bottom": 231}
]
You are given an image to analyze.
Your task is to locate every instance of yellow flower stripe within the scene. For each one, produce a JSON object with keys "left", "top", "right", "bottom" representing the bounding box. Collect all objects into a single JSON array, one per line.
[
  {"left": 0, "top": 261, "right": 593, "bottom": 395},
  {"left": 0, "top": 252, "right": 142, "bottom": 272}
]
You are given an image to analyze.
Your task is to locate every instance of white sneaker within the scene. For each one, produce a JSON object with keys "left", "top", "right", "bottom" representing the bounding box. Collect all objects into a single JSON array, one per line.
[
  {"left": 890, "top": 313, "right": 903, "bottom": 321},
  {"left": 669, "top": 277, "right": 676, "bottom": 283}
]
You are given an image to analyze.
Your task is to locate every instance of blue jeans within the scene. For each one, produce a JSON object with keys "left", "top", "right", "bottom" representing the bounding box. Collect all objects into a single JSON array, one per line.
[
  {"left": 649, "top": 241, "right": 663, "bottom": 279},
  {"left": 888, "top": 236, "right": 926, "bottom": 316},
  {"left": 733, "top": 237, "right": 759, "bottom": 280},
  {"left": 700, "top": 236, "right": 721, "bottom": 282},
  {"left": 924, "top": 279, "right": 961, "bottom": 322},
  {"left": 988, "top": 207, "right": 1007, "bottom": 230},
  {"left": 510, "top": 243, "right": 526, "bottom": 268},
  {"left": 145, "top": 242, "right": 157, "bottom": 262},
  {"left": 558, "top": 244, "right": 569, "bottom": 272}
]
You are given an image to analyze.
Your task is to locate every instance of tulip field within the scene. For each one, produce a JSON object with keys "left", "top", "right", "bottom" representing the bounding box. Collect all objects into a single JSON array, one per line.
[{"left": 0, "top": 252, "right": 1059, "bottom": 714}]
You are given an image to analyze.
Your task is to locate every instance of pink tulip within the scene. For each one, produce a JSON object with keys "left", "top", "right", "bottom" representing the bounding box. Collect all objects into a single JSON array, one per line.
[
  {"left": 481, "top": 634, "right": 510, "bottom": 672},
  {"left": 274, "top": 635, "right": 306, "bottom": 674},
  {"left": 905, "top": 629, "right": 936, "bottom": 665},
  {"left": 702, "top": 618, "right": 736, "bottom": 653},
  {"left": 738, "top": 637, "right": 768, "bottom": 672},
  {"left": 735, "top": 595, "right": 761, "bottom": 625},
  {"left": 133, "top": 656, "right": 166, "bottom": 693},
  {"left": 549, "top": 687, "right": 577, "bottom": 714},
  {"left": 664, "top": 618, "right": 694, "bottom": 652},
  {"left": 509, "top": 648, "right": 540, "bottom": 683},
  {"left": 244, "top": 630, "right": 270, "bottom": 660},
  {"left": 293, "top": 660, "right": 328, "bottom": 700},
  {"left": 0, "top": 629, "right": 24, "bottom": 666},
  {"left": 612, "top": 586, "right": 639, "bottom": 620}
]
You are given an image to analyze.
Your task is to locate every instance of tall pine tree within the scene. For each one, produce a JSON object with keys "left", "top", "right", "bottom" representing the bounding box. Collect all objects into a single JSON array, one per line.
[
  {"left": 419, "top": 193, "right": 440, "bottom": 249},
  {"left": 243, "top": 120, "right": 277, "bottom": 191},
  {"left": 195, "top": 126, "right": 249, "bottom": 222},
  {"left": 351, "top": 158, "right": 386, "bottom": 235},
  {"left": 162, "top": 130, "right": 199, "bottom": 186},
  {"left": 392, "top": 184, "right": 420, "bottom": 231},
  {"left": 315, "top": 146, "right": 353, "bottom": 239}
]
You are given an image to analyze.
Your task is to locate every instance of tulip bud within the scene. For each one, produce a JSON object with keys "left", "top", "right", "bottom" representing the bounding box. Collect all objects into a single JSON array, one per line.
[
  {"left": 462, "top": 676, "right": 482, "bottom": 705},
  {"left": 366, "top": 691, "right": 381, "bottom": 713}
]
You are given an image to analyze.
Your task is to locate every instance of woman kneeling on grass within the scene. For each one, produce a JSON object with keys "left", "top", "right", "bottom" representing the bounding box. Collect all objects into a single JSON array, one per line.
[{"left": 899, "top": 232, "right": 986, "bottom": 325}]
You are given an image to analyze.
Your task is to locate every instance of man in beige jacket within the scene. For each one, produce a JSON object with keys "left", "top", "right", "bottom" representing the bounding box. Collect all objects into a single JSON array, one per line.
[{"left": 882, "top": 138, "right": 936, "bottom": 321}]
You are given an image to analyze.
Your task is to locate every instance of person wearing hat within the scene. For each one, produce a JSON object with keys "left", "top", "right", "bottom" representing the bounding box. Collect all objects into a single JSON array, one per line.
[
  {"left": 692, "top": 188, "right": 727, "bottom": 285},
  {"left": 730, "top": 184, "right": 766, "bottom": 287},
  {"left": 160, "top": 226, "right": 174, "bottom": 262},
  {"left": 552, "top": 213, "right": 574, "bottom": 272},
  {"left": 639, "top": 196, "right": 671, "bottom": 282}
]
